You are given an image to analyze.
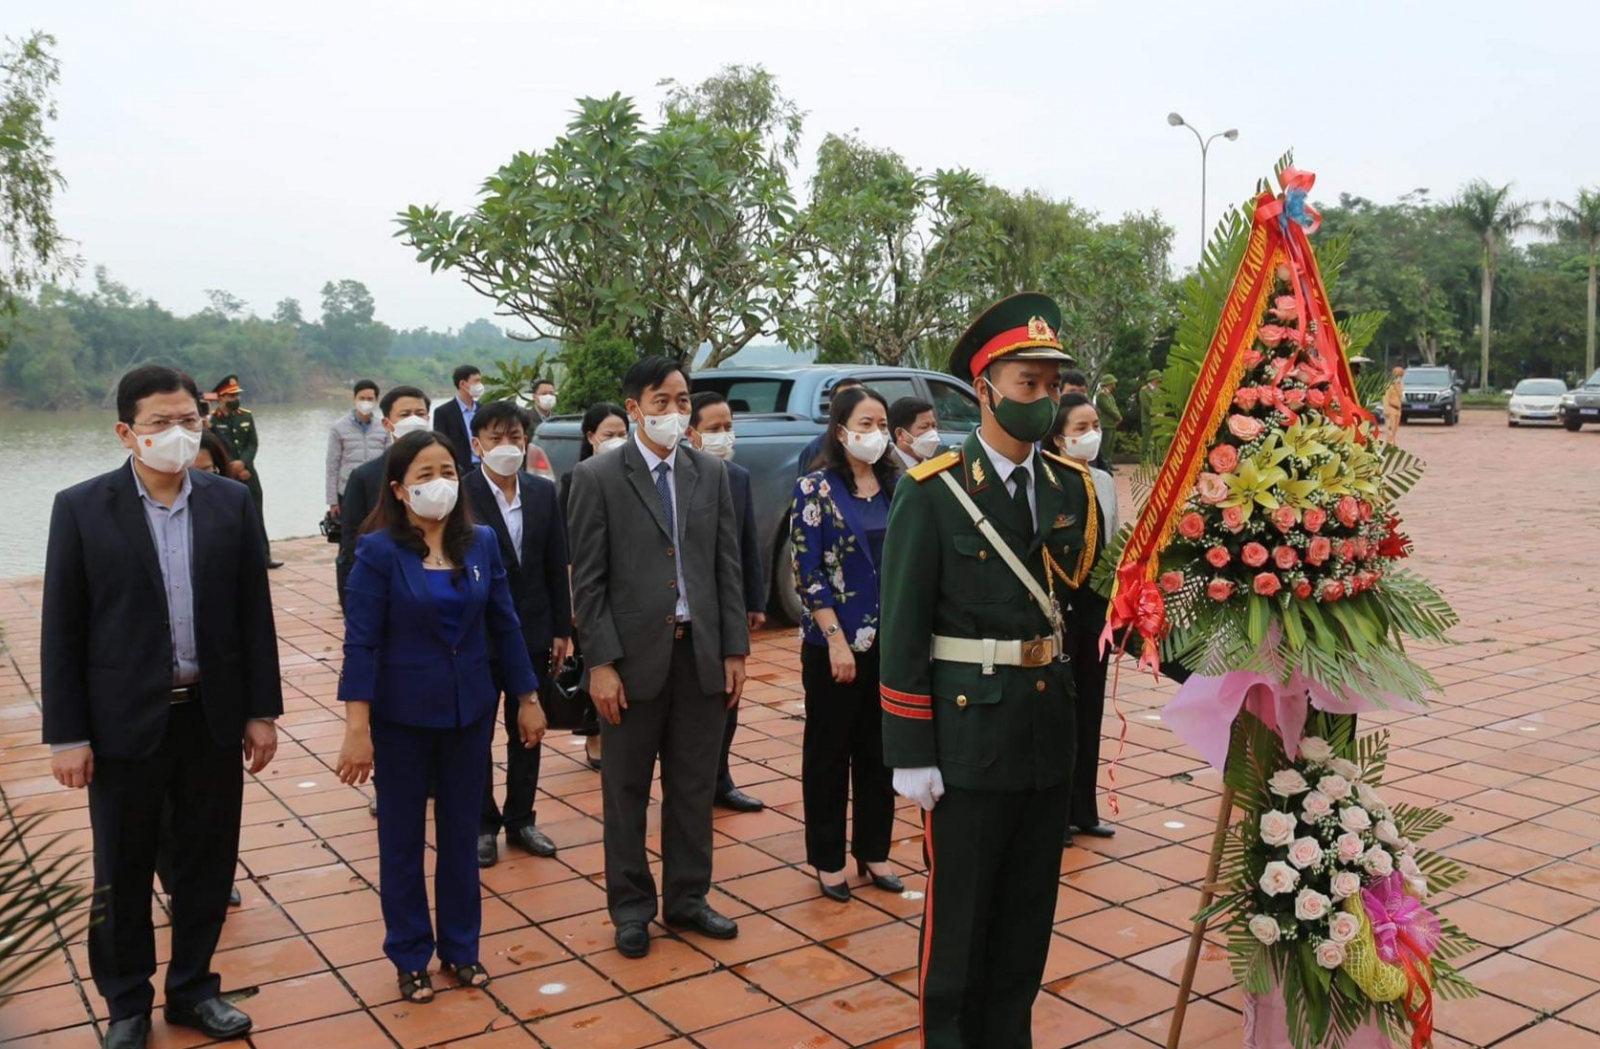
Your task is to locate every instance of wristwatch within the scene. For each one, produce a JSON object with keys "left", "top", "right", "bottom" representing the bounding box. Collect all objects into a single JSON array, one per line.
[{"left": 823, "top": 624, "right": 841, "bottom": 637}]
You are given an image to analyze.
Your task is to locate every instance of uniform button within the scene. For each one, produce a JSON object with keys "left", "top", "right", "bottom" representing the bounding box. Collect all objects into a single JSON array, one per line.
[
  {"left": 978, "top": 550, "right": 988, "bottom": 561},
  {"left": 668, "top": 580, "right": 677, "bottom": 589},
  {"left": 665, "top": 615, "right": 675, "bottom": 624},
  {"left": 1035, "top": 680, "right": 1047, "bottom": 693},
  {"left": 956, "top": 695, "right": 968, "bottom": 708},
  {"left": 666, "top": 547, "right": 675, "bottom": 558}
]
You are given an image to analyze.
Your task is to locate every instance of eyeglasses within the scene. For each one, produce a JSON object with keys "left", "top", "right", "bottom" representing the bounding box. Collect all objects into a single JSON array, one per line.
[{"left": 132, "top": 416, "right": 203, "bottom": 432}]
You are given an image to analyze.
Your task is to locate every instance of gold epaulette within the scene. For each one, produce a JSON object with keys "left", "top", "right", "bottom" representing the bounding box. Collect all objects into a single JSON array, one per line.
[
  {"left": 1041, "top": 449, "right": 1089, "bottom": 475},
  {"left": 907, "top": 449, "right": 961, "bottom": 482}
]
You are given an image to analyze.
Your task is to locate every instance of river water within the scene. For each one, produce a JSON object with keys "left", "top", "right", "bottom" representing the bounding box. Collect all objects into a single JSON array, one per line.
[{"left": 0, "top": 403, "right": 353, "bottom": 579}]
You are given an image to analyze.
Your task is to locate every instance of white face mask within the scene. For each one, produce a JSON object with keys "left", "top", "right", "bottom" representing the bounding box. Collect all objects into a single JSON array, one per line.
[
  {"left": 134, "top": 424, "right": 201, "bottom": 474},
  {"left": 597, "top": 435, "right": 627, "bottom": 455},
  {"left": 910, "top": 429, "right": 943, "bottom": 460},
  {"left": 1062, "top": 429, "right": 1103, "bottom": 463},
  {"left": 391, "top": 415, "right": 431, "bottom": 439},
  {"left": 640, "top": 410, "right": 690, "bottom": 449},
  {"left": 406, "top": 478, "right": 458, "bottom": 520},
  {"left": 700, "top": 431, "right": 736, "bottom": 460},
  {"left": 536, "top": 393, "right": 557, "bottom": 412},
  {"left": 354, "top": 399, "right": 376, "bottom": 418},
  {"left": 482, "top": 444, "right": 525, "bottom": 478},
  {"left": 843, "top": 429, "right": 888, "bottom": 465},
  {"left": 467, "top": 381, "right": 486, "bottom": 401}
]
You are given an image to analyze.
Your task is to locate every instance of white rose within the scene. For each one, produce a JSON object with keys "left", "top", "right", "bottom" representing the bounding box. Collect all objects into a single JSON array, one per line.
[
  {"left": 1399, "top": 837, "right": 1417, "bottom": 856},
  {"left": 1329, "top": 912, "right": 1361, "bottom": 944},
  {"left": 1336, "top": 832, "right": 1365, "bottom": 863},
  {"left": 1269, "top": 769, "right": 1310, "bottom": 797},
  {"left": 1294, "top": 888, "right": 1331, "bottom": 922},
  {"left": 1259, "top": 810, "right": 1298, "bottom": 847},
  {"left": 1299, "top": 736, "right": 1333, "bottom": 763},
  {"left": 1356, "top": 781, "right": 1385, "bottom": 813},
  {"left": 831, "top": 567, "right": 846, "bottom": 592},
  {"left": 1362, "top": 846, "right": 1394, "bottom": 877},
  {"left": 798, "top": 477, "right": 815, "bottom": 495},
  {"left": 1302, "top": 791, "right": 1335, "bottom": 821},
  {"left": 1330, "top": 870, "right": 1363, "bottom": 901},
  {"left": 853, "top": 626, "right": 876, "bottom": 650},
  {"left": 1406, "top": 876, "right": 1430, "bottom": 900},
  {"left": 801, "top": 503, "right": 822, "bottom": 527},
  {"left": 1315, "top": 940, "right": 1348, "bottom": 970},
  {"left": 1398, "top": 853, "right": 1423, "bottom": 881},
  {"left": 1287, "top": 836, "right": 1324, "bottom": 871},
  {"left": 1318, "top": 774, "right": 1352, "bottom": 801},
  {"left": 1339, "top": 806, "right": 1372, "bottom": 833},
  {"left": 1329, "top": 758, "right": 1361, "bottom": 781},
  {"left": 1374, "top": 819, "right": 1403, "bottom": 849},
  {"left": 1259, "top": 861, "right": 1300, "bottom": 897},
  {"left": 1248, "top": 914, "right": 1282, "bottom": 946}
]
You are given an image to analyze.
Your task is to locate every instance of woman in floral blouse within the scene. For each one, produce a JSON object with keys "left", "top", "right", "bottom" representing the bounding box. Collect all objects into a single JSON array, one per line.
[{"left": 790, "top": 385, "right": 904, "bottom": 902}]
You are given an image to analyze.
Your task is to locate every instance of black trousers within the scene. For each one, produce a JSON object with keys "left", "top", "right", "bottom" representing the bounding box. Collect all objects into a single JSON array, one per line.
[
  {"left": 800, "top": 642, "right": 894, "bottom": 872},
  {"left": 919, "top": 782, "right": 1071, "bottom": 1049},
  {"left": 599, "top": 626, "right": 725, "bottom": 926},
  {"left": 87, "top": 702, "right": 243, "bottom": 1022},
  {"left": 481, "top": 655, "right": 552, "bottom": 834},
  {"left": 1065, "top": 618, "right": 1109, "bottom": 829},
  {"left": 714, "top": 705, "right": 740, "bottom": 796}
]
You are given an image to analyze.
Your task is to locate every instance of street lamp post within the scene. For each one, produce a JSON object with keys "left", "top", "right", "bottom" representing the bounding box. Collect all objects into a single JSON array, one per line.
[{"left": 1167, "top": 112, "right": 1238, "bottom": 260}]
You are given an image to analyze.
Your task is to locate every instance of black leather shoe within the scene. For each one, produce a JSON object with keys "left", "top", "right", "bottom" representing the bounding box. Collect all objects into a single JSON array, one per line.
[
  {"left": 615, "top": 921, "right": 651, "bottom": 959},
  {"left": 228, "top": 885, "right": 241, "bottom": 907},
  {"left": 1062, "top": 830, "right": 1074, "bottom": 848},
  {"left": 165, "top": 997, "right": 252, "bottom": 1040},
  {"left": 664, "top": 904, "right": 738, "bottom": 940},
  {"left": 1073, "top": 824, "right": 1117, "bottom": 839},
  {"left": 267, "top": 561, "right": 284, "bottom": 570},
  {"left": 105, "top": 1014, "right": 151, "bottom": 1049},
  {"left": 715, "top": 788, "right": 765, "bottom": 813},
  {"left": 817, "top": 872, "right": 851, "bottom": 903},
  {"left": 477, "top": 834, "right": 498, "bottom": 868},
  {"left": 855, "top": 860, "right": 904, "bottom": 894},
  {"left": 508, "top": 825, "right": 557, "bottom": 858}
]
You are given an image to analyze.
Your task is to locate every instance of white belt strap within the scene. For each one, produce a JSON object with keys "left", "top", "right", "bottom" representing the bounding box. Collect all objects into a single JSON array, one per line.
[{"left": 937, "top": 471, "right": 1064, "bottom": 653}]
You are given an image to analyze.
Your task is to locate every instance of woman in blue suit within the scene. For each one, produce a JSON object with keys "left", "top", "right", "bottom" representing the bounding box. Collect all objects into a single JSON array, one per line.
[
  {"left": 335, "top": 432, "right": 541, "bottom": 1003},
  {"left": 790, "top": 385, "right": 904, "bottom": 902}
]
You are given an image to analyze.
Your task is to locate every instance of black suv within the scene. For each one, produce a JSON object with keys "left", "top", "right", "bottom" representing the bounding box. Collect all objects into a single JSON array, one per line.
[
  {"left": 1559, "top": 369, "right": 1600, "bottom": 431},
  {"left": 1400, "top": 366, "right": 1461, "bottom": 426}
]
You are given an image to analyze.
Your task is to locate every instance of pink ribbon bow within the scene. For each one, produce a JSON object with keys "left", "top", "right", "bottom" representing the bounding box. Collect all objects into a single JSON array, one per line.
[{"left": 1361, "top": 871, "right": 1441, "bottom": 965}]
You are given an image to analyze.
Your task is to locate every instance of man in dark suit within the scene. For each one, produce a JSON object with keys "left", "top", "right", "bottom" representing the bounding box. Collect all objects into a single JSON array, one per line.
[
  {"left": 465, "top": 400, "right": 574, "bottom": 866},
  {"left": 337, "top": 386, "right": 433, "bottom": 609},
  {"left": 569, "top": 357, "right": 750, "bottom": 960},
  {"left": 687, "top": 391, "right": 766, "bottom": 813},
  {"left": 430, "top": 363, "right": 484, "bottom": 476},
  {"left": 42, "top": 366, "right": 284, "bottom": 1049}
]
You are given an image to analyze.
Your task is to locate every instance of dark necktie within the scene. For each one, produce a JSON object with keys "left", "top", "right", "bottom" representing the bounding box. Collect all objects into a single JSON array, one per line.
[
  {"left": 1011, "top": 468, "right": 1033, "bottom": 537},
  {"left": 654, "top": 462, "right": 676, "bottom": 537}
]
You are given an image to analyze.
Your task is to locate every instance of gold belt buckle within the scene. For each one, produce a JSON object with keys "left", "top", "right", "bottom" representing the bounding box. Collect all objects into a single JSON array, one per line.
[{"left": 1020, "top": 638, "right": 1053, "bottom": 667}]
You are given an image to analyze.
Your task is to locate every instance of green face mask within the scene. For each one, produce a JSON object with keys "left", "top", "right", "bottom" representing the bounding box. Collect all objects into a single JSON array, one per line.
[{"left": 985, "top": 387, "right": 1058, "bottom": 444}]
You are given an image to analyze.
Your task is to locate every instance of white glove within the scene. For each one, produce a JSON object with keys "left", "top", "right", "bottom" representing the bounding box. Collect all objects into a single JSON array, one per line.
[{"left": 893, "top": 766, "right": 946, "bottom": 812}]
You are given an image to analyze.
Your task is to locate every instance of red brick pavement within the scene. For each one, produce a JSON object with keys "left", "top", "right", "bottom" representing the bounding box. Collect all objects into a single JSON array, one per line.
[{"left": 1, "top": 410, "right": 1597, "bottom": 1047}]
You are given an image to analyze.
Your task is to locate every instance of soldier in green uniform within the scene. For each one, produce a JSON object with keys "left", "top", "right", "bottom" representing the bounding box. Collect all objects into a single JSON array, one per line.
[
  {"left": 1094, "top": 373, "right": 1122, "bottom": 458},
  {"left": 880, "top": 292, "right": 1105, "bottom": 1049},
  {"left": 1137, "top": 369, "right": 1161, "bottom": 462},
  {"left": 210, "top": 376, "right": 280, "bottom": 568}
]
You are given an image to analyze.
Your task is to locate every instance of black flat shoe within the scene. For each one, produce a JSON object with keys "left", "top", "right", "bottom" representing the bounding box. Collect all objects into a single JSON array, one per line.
[
  {"left": 267, "top": 561, "right": 284, "bottom": 570},
  {"left": 508, "top": 825, "right": 557, "bottom": 858},
  {"left": 585, "top": 737, "right": 602, "bottom": 771},
  {"left": 165, "top": 997, "right": 252, "bottom": 1040},
  {"left": 664, "top": 903, "right": 738, "bottom": 940},
  {"left": 715, "top": 788, "right": 765, "bottom": 813},
  {"left": 1073, "top": 824, "right": 1116, "bottom": 839},
  {"left": 477, "top": 834, "right": 498, "bottom": 868},
  {"left": 615, "top": 921, "right": 651, "bottom": 958},
  {"left": 105, "top": 1014, "right": 151, "bottom": 1049},
  {"left": 228, "top": 885, "right": 241, "bottom": 907},
  {"left": 855, "top": 860, "right": 904, "bottom": 894},
  {"left": 817, "top": 871, "right": 851, "bottom": 903}
]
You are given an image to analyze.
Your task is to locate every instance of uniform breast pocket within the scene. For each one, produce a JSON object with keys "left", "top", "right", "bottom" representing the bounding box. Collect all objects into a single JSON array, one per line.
[
  {"left": 930, "top": 660, "right": 1003, "bottom": 769},
  {"left": 951, "top": 534, "right": 1011, "bottom": 603}
]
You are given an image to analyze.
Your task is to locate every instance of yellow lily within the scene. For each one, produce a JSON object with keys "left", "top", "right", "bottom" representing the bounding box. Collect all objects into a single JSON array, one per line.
[
  {"left": 1278, "top": 469, "right": 1322, "bottom": 510},
  {"left": 1220, "top": 458, "right": 1288, "bottom": 519}
]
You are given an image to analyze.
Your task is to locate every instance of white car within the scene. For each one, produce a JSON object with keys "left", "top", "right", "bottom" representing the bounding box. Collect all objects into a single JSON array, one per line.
[{"left": 1508, "top": 378, "right": 1567, "bottom": 426}]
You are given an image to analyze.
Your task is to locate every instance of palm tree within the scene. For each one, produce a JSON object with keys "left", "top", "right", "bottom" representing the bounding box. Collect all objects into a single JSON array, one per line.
[
  {"left": 1448, "top": 180, "right": 1537, "bottom": 391},
  {"left": 1548, "top": 188, "right": 1600, "bottom": 378}
]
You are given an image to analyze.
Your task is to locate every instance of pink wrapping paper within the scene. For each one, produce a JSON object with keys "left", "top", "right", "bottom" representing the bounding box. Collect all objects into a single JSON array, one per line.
[{"left": 1244, "top": 990, "right": 1391, "bottom": 1048}]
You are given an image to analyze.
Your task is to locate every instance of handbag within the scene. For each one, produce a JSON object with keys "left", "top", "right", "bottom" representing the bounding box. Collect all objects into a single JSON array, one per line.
[
  {"left": 539, "top": 652, "right": 588, "bottom": 731},
  {"left": 319, "top": 511, "right": 342, "bottom": 544}
]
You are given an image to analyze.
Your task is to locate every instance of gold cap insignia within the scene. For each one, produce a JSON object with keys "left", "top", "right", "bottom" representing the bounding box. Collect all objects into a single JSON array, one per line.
[{"left": 1027, "top": 316, "right": 1055, "bottom": 342}]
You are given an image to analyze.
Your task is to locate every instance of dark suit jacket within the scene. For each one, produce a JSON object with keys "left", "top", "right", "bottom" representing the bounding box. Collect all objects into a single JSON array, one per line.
[
  {"left": 41, "top": 461, "right": 283, "bottom": 760},
  {"left": 431, "top": 398, "right": 473, "bottom": 475},
  {"left": 463, "top": 468, "right": 572, "bottom": 657},
  {"left": 338, "top": 526, "right": 538, "bottom": 728},
  {"left": 568, "top": 438, "right": 750, "bottom": 700},
  {"left": 337, "top": 455, "right": 388, "bottom": 606},
  {"left": 726, "top": 461, "right": 764, "bottom": 614}
]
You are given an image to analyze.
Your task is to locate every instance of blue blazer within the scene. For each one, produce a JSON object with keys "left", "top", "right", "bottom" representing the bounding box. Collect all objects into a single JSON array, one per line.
[
  {"left": 790, "top": 469, "right": 891, "bottom": 651},
  {"left": 338, "top": 525, "right": 538, "bottom": 728}
]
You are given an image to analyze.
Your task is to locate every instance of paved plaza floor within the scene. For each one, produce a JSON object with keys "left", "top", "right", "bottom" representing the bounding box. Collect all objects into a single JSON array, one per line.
[{"left": 1, "top": 409, "right": 1598, "bottom": 1048}]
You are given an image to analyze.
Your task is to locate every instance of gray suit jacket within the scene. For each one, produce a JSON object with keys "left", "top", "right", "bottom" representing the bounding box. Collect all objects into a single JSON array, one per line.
[{"left": 569, "top": 438, "right": 750, "bottom": 699}]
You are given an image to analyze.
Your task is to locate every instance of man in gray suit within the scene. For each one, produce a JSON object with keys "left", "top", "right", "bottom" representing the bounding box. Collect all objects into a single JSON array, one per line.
[{"left": 568, "top": 356, "right": 750, "bottom": 960}]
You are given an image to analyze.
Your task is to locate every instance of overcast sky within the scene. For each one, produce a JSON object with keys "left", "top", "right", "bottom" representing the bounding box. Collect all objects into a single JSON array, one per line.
[{"left": 13, "top": 0, "right": 1598, "bottom": 334}]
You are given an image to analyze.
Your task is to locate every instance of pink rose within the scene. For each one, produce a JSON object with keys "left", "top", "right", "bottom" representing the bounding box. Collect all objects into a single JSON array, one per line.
[
  {"left": 1207, "top": 579, "right": 1236, "bottom": 602},
  {"left": 1259, "top": 861, "right": 1300, "bottom": 897},
  {"left": 1178, "top": 512, "right": 1206, "bottom": 541},
  {"left": 1197, "top": 472, "right": 1229, "bottom": 505},
  {"left": 1293, "top": 580, "right": 1313, "bottom": 600},
  {"left": 1257, "top": 385, "right": 1284, "bottom": 409},
  {"left": 1283, "top": 388, "right": 1306, "bottom": 410},
  {"left": 1319, "top": 580, "right": 1346, "bottom": 602},
  {"left": 1243, "top": 350, "right": 1265, "bottom": 370},
  {"left": 1315, "top": 941, "right": 1347, "bottom": 970},
  {"left": 1271, "top": 506, "right": 1298, "bottom": 534},
  {"left": 1307, "top": 388, "right": 1327, "bottom": 409},
  {"left": 1227, "top": 414, "right": 1266, "bottom": 441},
  {"left": 1352, "top": 537, "right": 1369, "bottom": 561},
  {"left": 1205, "top": 545, "right": 1231, "bottom": 569},
  {"left": 1287, "top": 838, "right": 1324, "bottom": 871},
  {"left": 1159, "top": 571, "right": 1186, "bottom": 594},
  {"left": 1356, "top": 570, "right": 1380, "bottom": 592},
  {"left": 1275, "top": 263, "right": 1293, "bottom": 282},
  {"left": 1256, "top": 325, "right": 1285, "bottom": 348},
  {"left": 1253, "top": 572, "right": 1282, "bottom": 597},
  {"left": 1293, "top": 887, "right": 1331, "bottom": 920},
  {"left": 1221, "top": 506, "right": 1247, "bottom": 533},
  {"left": 1273, "top": 546, "right": 1300, "bottom": 570},
  {"left": 1272, "top": 296, "right": 1298, "bottom": 321},
  {"left": 1241, "top": 543, "right": 1269, "bottom": 568},
  {"left": 1208, "top": 445, "right": 1240, "bottom": 473},
  {"left": 1336, "top": 832, "right": 1365, "bottom": 863},
  {"left": 1359, "top": 500, "right": 1374, "bottom": 522},
  {"left": 1302, "top": 790, "right": 1334, "bottom": 821},
  {"left": 1318, "top": 774, "right": 1352, "bottom": 801},
  {"left": 1259, "top": 810, "right": 1298, "bottom": 847},
  {"left": 1339, "top": 807, "right": 1372, "bottom": 834},
  {"left": 1338, "top": 540, "right": 1356, "bottom": 563},
  {"left": 1329, "top": 912, "right": 1362, "bottom": 945},
  {"left": 1307, "top": 537, "right": 1332, "bottom": 566},
  {"left": 1330, "top": 870, "right": 1363, "bottom": 901},
  {"left": 1303, "top": 507, "right": 1327, "bottom": 533},
  {"left": 1335, "top": 496, "right": 1361, "bottom": 528},
  {"left": 1233, "top": 386, "right": 1261, "bottom": 410}
]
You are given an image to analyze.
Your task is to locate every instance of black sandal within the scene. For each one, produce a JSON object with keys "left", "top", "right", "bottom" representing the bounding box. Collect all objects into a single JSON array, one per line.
[
  {"left": 450, "top": 961, "right": 491, "bottom": 989},
  {"left": 398, "top": 970, "right": 434, "bottom": 1003}
]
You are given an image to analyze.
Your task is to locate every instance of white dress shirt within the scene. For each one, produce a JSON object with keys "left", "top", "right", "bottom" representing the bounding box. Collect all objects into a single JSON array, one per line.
[
  {"left": 893, "top": 446, "right": 920, "bottom": 471},
  {"left": 491, "top": 476, "right": 523, "bottom": 565},
  {"left": 634, "top": 431, "right": 692, "bottom": 621},
  {"left": 975, "top": 430, "right": 1038, "bottom": 521}
]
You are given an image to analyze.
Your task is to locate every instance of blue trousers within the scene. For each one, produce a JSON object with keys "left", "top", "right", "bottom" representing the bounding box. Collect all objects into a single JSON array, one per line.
[{"left": 372, "top": 713, "right": 495, "bottom": 973}]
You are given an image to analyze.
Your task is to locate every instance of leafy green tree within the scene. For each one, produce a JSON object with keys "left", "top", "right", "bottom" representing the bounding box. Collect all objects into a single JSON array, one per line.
[
  {"left": 273, "top": 297, "right": 306, "bottom": 326},
  {"left": 202, "top": 289, "right": 249, "bottom": 320},
  {"left": 1449, "top": 180, "right": 1539, "bottom": 390},
  {"left": 1547, "top": 188, "right": 1600, "bottom": 377},
  {"left": 315, "top": 278, "right": 390, "bottom": 367},
  {"left": 559, "top": 328, "right": 635, "bottom": 410},
  {"left": 1043, "top": 213, "right": 1174, "bottom": 384}
]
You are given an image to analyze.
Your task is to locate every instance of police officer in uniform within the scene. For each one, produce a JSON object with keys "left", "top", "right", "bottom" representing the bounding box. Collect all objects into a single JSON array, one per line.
[
  {"left": 880, "top": 292, "right": 1103, "bottom": 1049},
  {"left": 210, "top": 376, "right": 280, "bottom": 569}
]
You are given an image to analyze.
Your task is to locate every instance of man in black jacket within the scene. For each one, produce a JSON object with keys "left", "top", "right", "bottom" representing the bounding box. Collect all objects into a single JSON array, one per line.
[
  {"left": 336, "top": 386, "right": 432, "bottom": 609},
  {"left": 430, "top": 363, "right": 483, "bottom": 476},
  {"left": 465, "top": 400, "right": 574, "bottom": 866},
  {"left": 43, "top": 366, "right": 283, "bottom": 1049}
]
